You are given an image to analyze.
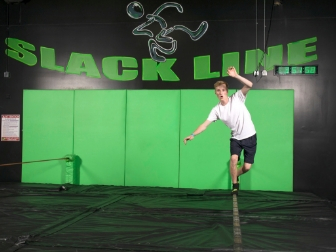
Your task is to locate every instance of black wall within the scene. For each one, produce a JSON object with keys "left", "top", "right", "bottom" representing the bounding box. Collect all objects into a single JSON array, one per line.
[{"left": 1, "top": 0, "right": 335, "bottom": 200}]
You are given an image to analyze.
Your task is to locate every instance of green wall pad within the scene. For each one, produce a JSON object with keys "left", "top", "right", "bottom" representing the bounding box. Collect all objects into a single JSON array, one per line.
[
  {"left": 73, "top": 90, "right": 126, "bottom": 185},
  {"left": 125, "top": 90, "right": 180, "bottom": 187},
  {"left": 22, "top": 90, "right": 74, "bottom": 184},
  {"left": 241, "top": 90, "right": 294, "bottom": 191},
  {"left": 180, "top": 90, "right": 235, "bottom": 189},
  {"left": 181, "top": 89, "right": 293, "bottom": 191}
]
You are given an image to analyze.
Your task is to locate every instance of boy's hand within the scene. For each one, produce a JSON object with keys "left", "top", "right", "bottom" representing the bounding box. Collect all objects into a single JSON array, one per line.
[
  {"left": 183, "top": 135, "right": 194, "bottom": 145},
  {"left": 227, "top": 66, "right": 238, "bottom": 78}
]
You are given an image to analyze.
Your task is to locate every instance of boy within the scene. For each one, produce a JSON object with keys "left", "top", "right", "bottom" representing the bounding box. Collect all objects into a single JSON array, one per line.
[{"left": 183, "top": 66, "right": 257, "bottom": 195}]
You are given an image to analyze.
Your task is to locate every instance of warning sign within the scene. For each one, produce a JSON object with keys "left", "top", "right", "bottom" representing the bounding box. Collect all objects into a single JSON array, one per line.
[{"left": 1, "top": 114, "right": 20, "bottom": 141}]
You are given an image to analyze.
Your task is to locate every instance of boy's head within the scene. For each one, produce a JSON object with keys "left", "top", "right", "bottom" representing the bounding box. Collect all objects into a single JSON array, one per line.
[{"left": 214, "top": 81, "right": 229, "bottom": 91}]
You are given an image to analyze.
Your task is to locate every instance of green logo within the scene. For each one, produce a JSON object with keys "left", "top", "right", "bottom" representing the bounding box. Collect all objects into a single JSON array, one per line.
[{"left": 5, "top": 36, "right": 317, "bottom": 81}]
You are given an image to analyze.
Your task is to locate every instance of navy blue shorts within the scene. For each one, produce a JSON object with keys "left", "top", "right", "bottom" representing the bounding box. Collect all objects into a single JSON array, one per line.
[{"left": 230, "top": 134, "right": 257, "bottom": 164}]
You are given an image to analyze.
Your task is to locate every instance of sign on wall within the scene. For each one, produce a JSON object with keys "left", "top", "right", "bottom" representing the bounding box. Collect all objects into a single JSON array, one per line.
[{"left": 1, "top": 114, "right": 20, "bottom": 141}]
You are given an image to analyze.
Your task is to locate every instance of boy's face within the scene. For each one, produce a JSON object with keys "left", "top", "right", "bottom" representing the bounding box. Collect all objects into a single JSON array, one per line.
[{"left": 215, "top": 84, "right": 228, "bottom": 101}]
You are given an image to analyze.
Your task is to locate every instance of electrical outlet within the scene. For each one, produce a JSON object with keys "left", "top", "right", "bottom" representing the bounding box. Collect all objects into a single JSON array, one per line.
[
  {"left": 4, "top": 71, "right": 10, "bottom": 78},
  {"left": 262, "top": 70, "right": 267, "bottom": 76}
]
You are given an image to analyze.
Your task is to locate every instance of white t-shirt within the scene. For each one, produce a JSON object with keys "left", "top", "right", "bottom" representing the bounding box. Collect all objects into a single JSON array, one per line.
[{"left": 207, "top": 90, "right": 256, "bottom": 140}]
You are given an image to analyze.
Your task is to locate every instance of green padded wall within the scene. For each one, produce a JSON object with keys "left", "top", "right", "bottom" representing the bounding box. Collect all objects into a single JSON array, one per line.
[
  {"left": 22, "top": 90, "right": 74, "bottom": 184},
  {"left": 125, "top": 90, "right": 180, "bottom": 187},
  {"left": 22, "top": 89, "right": 293, "bottom": 192},
  {"left": 180, "top": 90, "right": 235, "bottom": 189},
  {"left": 241, "top": 90, "right": 294, "bottom": 191},
  {"left": 73, "top": 90, "right": 126, "bottom": 185}
]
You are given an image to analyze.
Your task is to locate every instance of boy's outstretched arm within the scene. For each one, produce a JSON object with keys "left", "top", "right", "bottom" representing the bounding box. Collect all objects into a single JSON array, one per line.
[
  {"left": 183, "top": 120, "right": 212, "bottom": 145},
  {"left": 227, "top": 66, "right": 253, "bottom": 96}
]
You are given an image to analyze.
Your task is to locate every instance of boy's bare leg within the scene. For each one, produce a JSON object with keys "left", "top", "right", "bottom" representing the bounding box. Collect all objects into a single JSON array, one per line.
[
  {"left": 237, "top": 163, "right": 252, "bottom": 177},
  {"left": 230, "top": 154, "right": 239, "bottom": 184}
]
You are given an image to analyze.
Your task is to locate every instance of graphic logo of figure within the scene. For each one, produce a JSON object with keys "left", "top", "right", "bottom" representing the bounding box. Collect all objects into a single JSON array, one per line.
[{"left": 127, "top": 2, "right": 209, "bottom": 62}]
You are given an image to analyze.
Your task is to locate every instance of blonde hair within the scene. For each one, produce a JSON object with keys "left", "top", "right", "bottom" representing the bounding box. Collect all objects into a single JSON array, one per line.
[{"left": 214, "top": 81, "right": 229, "bottom": 90}]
